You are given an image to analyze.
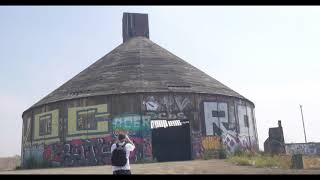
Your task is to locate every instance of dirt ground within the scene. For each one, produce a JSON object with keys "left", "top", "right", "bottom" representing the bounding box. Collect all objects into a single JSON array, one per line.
[{"left": 1, "top": 159, "right": 320, "bottom": 174}]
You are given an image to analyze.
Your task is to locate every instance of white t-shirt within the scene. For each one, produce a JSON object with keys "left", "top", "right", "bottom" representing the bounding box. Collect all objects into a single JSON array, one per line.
[{"left": 110, "top": 141, "right": 135, "bottom": 171}]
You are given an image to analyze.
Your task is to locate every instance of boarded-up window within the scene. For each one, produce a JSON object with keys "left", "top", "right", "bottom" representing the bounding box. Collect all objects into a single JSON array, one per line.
[
  {"left": 39, "top": 115, "right": 52, "bottom": 136},
  {"left": 212, "top": 111, "right": 225, "bottom": 117},
  {"left": 76, "top": 109, "right": 97, "bottom": 130}
]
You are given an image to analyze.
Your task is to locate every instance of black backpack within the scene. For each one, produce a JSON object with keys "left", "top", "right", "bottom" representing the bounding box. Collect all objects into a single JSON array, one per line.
[{"left": 111, "top": 142, "right": 128, "bottom": 166}]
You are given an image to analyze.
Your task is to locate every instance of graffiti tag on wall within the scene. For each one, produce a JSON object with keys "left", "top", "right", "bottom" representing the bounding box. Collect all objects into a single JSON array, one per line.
[
  {"left": 143, "top": 96, "right": 192, "bottom": 112},
  {"left": 112, "top": 114, "right": 152, "bottom": 161},
  {"left": 43, "top": 135, "right": 113, "bottom": 167},
  {"left": 143, "top": 96, "right": 192, "bottom": 125},
  {"left": 286, "top": 143, "right": 320, "bottom": 155},
  {"left": 203, "top": 101, "right": 256, "bottom": 152},
  {"left": 191, "top": 130, "right": 203, "bottom": 159},
  {"left": 202, "top": 136, "right": 220, "bottom": 150}
]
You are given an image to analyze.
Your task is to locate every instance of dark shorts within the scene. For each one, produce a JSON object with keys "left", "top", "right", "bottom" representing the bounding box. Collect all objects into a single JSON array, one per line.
[{"left": 113, "top": 169, "right": 132, "bottom": 175}]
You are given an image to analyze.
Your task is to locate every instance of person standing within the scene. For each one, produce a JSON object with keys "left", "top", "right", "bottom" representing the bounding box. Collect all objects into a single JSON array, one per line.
[{"left": 111, "top": 133, "right": 135, "bottom": 175}]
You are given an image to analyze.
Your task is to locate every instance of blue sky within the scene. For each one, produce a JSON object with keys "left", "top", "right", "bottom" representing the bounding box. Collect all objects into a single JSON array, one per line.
[{"left": 1, "top": 6, "right": 320, "bottom": 157}]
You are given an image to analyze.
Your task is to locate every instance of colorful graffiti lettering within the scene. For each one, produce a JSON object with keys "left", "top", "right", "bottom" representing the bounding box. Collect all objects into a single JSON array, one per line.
[
  {"left": 112, "top": 114, "right": 150, "bottom": 137},
  {"left": 112, "top": 114, "right": 149, "bottom": 131},
  {"left": 22, "top": 144, "right": 44, "bottom": 166},
  {"left": 128, "top": 137, "right": 152, "bottom": 161},
  {"left": 202, "top": 136, "right": 220, "bottom": 150},
  {"left": 111, "top": 114, "right": 152, "bottom": 161},
  {"left": 43, "top": 135, "right": 113, "bottom": 167}
]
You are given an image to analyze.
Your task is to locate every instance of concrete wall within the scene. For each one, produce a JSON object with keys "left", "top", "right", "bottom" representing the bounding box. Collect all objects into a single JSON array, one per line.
[
  {"left": 21, "top": 92, "right": 257, "bottom": 168},
  {"left": 286, "top": 143, "right": 320, "bottom": 155}
]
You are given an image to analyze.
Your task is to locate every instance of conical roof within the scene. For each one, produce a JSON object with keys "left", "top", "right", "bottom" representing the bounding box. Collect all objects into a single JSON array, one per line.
[{"left": 28, "top": 36, "right": 249, "bottom": 111}]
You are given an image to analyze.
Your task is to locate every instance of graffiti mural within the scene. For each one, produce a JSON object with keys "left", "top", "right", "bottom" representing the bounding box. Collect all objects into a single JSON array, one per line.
[
  {"left": 203, "top": 101, "right": 256, "bottom": 153},
  {"left": 22, "top": 144, "right": 44, "bottom": 166},
  {"left": 223, "top": 133, "right": 251, "bottom": 152},
  {"left": 203, "top": 102, "right": 229, "bottom": 136},
  {"left": 43, "top": 135, "right": 113, "bottom": 167},
  {"left": 285, "top": 143, "right": 320, "bottom": 155},
  {"left": 112, "top": 114, "right": 152, "bottom": 161},
  {"left": 112, "top": 114, "right": 150, "bottom": 135},
  {"left": 24, "top": 136, "right": 152, "bottom": 167},
  {"left": 237, "top": 105, "right": 257, "bottom": 151},
  {"left": 143, "top": 95, "right": 192, "bottom": 112},
  {"left": 202, "top": 136, "right": 220, "bottom": 150},
  {"left": 192, "top": 131, "right": 203, "bottom": 159},
  {"left": 67, "top": 104, "right": 111, "bottom": 141},
  {"left": 143, "top": 96, "right": 192, "bottom": 126},
  {"left": 33, "top": 110, "right": 59, "bottom": 145},
  {"left": 127, "top": 137, "right": 152, "bottom": 162},
  {"left": 237, "top": 105, "right": 255, "bottom": 142}
]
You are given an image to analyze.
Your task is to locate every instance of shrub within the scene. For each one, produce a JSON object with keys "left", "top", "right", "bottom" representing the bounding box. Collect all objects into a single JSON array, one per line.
[
  {"left": 226, "top": 153, "right": 291, "bottom": 169},
  {"left": 227, "top": 156, "right": 251, "bottom": 166},
  {"left": 254, "top": 156, "right": 279, "bottom": 168},
  {"left": 233, "top": 146, "right": 245, "bottom": 156},
  {"left": 202, "top": 151, "right": 211, "bottom": 160},
  {"left": 218, "top": 147, "right": 227, "bottom": 159}
]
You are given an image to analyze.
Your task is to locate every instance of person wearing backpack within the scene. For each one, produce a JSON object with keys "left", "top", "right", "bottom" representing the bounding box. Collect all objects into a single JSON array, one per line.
[{"left": 111, "top": 133, "right": 135, "bottom": 175}]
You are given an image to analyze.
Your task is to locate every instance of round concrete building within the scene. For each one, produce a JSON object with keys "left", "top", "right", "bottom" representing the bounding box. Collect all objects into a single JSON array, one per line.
[{"left": 21, "top": 12, "right": 258, "bottom": 168}]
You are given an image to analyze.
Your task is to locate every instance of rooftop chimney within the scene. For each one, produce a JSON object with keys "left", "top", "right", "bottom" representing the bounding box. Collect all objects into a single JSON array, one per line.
[
  {"left": 278, "top": 120, "right": 282, "bottom": 127},
  {"left": 122, "top": 12, "right": 149, "bottom": 43}
]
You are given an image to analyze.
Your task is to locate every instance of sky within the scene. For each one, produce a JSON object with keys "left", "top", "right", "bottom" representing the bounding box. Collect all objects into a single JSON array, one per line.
[{"left": 0, "top": 6, "right": 320, "bottom": 157}]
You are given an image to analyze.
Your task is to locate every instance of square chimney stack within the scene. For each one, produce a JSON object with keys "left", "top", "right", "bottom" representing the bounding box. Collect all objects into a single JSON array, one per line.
[{"left": 122, "top": 12, "right": 149, "bottom": 43}]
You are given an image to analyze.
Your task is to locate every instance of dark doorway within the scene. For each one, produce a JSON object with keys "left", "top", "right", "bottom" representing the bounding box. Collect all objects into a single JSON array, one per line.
[{"left": 151, "top": 120, "right": 191, "bottom": 162}]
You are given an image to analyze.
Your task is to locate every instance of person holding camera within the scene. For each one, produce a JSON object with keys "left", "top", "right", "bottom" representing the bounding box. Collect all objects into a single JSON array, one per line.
[{"left": 110, "top": 133, "right": 135, "bottom": 175}]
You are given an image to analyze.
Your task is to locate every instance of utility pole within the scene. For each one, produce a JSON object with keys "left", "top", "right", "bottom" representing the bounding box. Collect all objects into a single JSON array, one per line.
[{"left": 300, "top": 105, "right": 307, "bottom": 143}]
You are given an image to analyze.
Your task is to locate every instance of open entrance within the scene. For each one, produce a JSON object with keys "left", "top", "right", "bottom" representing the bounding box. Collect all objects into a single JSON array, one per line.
[{"left": 151, "top": 119, "right": 191, "bottom": 162}]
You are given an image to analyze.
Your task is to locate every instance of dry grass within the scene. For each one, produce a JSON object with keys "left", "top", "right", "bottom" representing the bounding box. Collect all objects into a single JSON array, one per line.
[{"left": 226, "top": 153, "right": 291, "bottom": 169}]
